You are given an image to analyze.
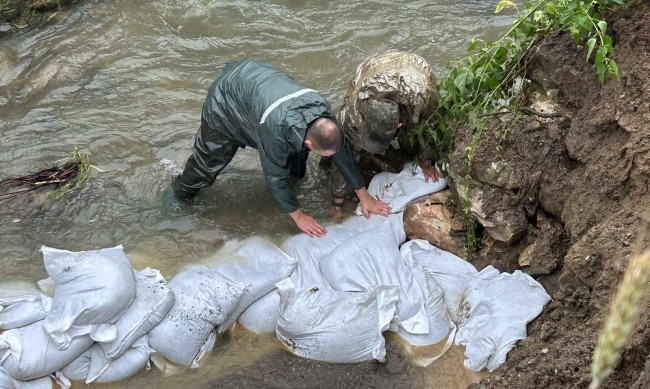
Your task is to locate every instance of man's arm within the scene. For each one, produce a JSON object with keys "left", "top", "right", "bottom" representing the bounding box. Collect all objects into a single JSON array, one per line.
[
  {"left": 258, "top": 147, "right": 327, "bottom": 237},
  {"left": 331, "top": 140, "right": 392, "bottom": 218}
]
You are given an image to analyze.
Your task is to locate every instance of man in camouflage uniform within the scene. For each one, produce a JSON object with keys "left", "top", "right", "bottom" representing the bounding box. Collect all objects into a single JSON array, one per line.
[{"left": 327, "top": 51, "right": 443, "bottom": 216}]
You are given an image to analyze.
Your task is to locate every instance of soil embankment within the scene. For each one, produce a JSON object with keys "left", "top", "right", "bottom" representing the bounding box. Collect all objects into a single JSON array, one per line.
[{"left": 451, "top": 3, "right": 650, "bottom": 388}]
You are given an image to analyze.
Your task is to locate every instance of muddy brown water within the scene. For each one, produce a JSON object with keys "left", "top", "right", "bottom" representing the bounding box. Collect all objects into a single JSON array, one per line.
[{"left": 0, "top": 1, "right": 515, "bottom": 387}]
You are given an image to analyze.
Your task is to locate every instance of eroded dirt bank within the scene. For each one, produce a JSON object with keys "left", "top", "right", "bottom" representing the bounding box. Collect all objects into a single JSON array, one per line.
[{"left": 450, "top": 2, "right": 650, "bottom": 388}]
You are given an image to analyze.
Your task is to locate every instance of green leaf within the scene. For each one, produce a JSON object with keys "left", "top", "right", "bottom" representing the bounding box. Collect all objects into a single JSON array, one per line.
[
  {"left": 454, "top": 67, "right": 474, "bottom": 95},
  {"left": 546, "top": 2, "right": 559, "bottom": 16},
  {"left": 495, "top": 0, "right": 516, "bottom": 13},
  {"left": 586, "top": 37, "right": 596, "bottom": 60},
  {"left": 597, "top": 20, "right": 607, "bottom": 35},
  {"left": 495, "top": 46, "right": 509, "bottom": 61},
  {"left": 595, "top": 45, "right": 608, "bottom": 65},
  {"left": 577, "top": 15, "right": 591, "bottom": 33},
  {"left": 602, "top": 35, "right": 612, "bottom": 47},
  {"left": 597, "top": 63, "right": 606, "bottom": 84},
  {"left": 417, "top": 132, "right": 426, "bottom": 147},
  {"left": 609, "top": 60, "right": 620, "bottom": 79},
  {"left": 485, "top": 77, "right": 500, "bottom": 89}
]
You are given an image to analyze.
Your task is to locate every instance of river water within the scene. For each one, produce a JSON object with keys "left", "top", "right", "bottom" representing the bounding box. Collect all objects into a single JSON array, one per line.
[{"left": 0, "top": 1, "right": 515, "bottom": 387}]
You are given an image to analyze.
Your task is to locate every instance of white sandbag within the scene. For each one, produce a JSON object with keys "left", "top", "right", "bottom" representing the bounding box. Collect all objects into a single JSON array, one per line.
[
  {"left": 0, "top": 295, "right": 52, "bottom": 330},
  {"left": 282, "top": 213, "right": 405, "bottom": 290},
  {"left": 396, "top": 263, "right": 453, "bottom": 348},
  {"left": 237, "top": 289, "right": 280, "bottom": 334},
  {"left": 147, "top": 266, "right": 244, "bottom": 367},
  {"left": 276, "top": 278, "right": 399, "bottom": 363},
  {"left": 57, "top": 349, "right": 87, "bottom": 382},
  {"left": 282, "top": 222, "right": 358, "bottom": 290},
  {"left": 59, "top": 336, "right": 150, "bottom": 384},
  {"left": 0, "top": 367, "right": 52, "bottom": 389},
  {"left": 98, "top": 269, "right": 174, "bottom": 360},
  {"left": 88, "top": 336, "right": 149, "bottom": 383},
  {"left": 356, "top": 162, "right": 447, "bottom": 215},
  {"left": 207, "top": 237, "right": 296, "bottom": 334},
  {"left": 455, "top": 266, "right": 551, "bottom": 371},
  {"left": 0, "top": 320, "right": 93, "bottom": 381},
  {"left": 400, "top": 239, "right": 478, "bottom": 323},
  {"left": 319, "top": 222, "right": 429, "bottom": 335},
  {"left": 41, "top": 245, "right": 136, "bottom": 349}
]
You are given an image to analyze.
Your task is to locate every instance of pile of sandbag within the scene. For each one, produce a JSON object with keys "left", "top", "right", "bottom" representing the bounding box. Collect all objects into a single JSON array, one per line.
[
  {"left": 0, "top": 237, "right": 297, "bottom": 387},
  {"left": 238, "top": 164, "right": 550, "bottom": 371},
  {"left": 0, "top": 163, "right": 551, "bottom": 388},
  {"left": 0, "top": 245, "right": 176, "bottom": 388}
]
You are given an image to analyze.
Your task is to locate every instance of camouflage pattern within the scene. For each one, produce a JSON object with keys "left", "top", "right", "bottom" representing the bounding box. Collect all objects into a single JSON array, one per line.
[
  {"left": 329, "top": 51, "right": 440, "bottom": 198},
  {"left": 339, "top": 51, "right": 440, "bottom": 154}
]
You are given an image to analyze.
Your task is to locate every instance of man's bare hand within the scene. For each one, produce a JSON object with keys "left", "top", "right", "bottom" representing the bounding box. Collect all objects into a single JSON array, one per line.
[
  {"left": 356, "top": 188, "right": 391, "bottom": 219},
  {"left": 420, "top": 163, "right": 444, "bottom": 183},
  {"left": 289, "top": 209, "right": 327, "bottom": 238}
]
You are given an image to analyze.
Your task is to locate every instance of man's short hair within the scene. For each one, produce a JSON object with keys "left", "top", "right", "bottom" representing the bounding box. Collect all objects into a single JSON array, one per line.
[{"left": 306, "top": 118, "right": 343, "bottom": 152}]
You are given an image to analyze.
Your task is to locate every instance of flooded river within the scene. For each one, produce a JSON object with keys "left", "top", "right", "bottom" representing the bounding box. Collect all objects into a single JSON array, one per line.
[{"left": 0, "top": 0, "right": 515, "bottom": 387}]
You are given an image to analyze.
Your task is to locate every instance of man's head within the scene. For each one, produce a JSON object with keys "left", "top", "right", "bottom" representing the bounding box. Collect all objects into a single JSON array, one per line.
[{"left": 304, "top": 118, "right": 343, "bottom": 157}]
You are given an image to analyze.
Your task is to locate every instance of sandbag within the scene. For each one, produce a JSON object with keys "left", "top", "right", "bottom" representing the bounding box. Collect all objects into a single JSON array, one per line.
[
  {"left": 276, "top": 278, "right": 399, "bottom": 363},
  {"left": 41, "top": 245, "right": 136, "bottom": 349},
  {"left": 89, "top": 336, "right": 150, "bottom": 383},
  {"left": 98, "top": 269, "right": 174, "bottom": 360},
  {"left": 0, "top": 367, "right": 52, "bottom": 389},
  {"left": 59, "top": 336, "right": 150, "bottom": 384},
  {"left": 0, "top": 320, "right": 93, "bottom": 381},
  {"left": 395, "top": 263, "right": 453, "bottom": 348},
  {"left": 206, "top": 237, "right": 295, "bottom": 334},
  {"left": 356, "top": 163, "right": 447, "bottom": 215},
  {"left": 0, "top": 295, "right": 51, "bottom": 330},
  {"left": 282, "top": 213, "right": 405, "bottom": 289},
  {"left": 282, "top": 222, "right": 357, "bottom": 290},
  {"left": 319, "top": 222, "right": 429, "bottom": 335},
  {"left": 147, "top": 266, "right": 244, "bottom": 367},
  {"left": 400, "top": 239, "right": 478, "bottom": 323},
  {"left": 455, "top": 266, "right": 551, "bottom": 371},
  {"left": 237, "top": 289, "right": 280, "bottom": 334}
]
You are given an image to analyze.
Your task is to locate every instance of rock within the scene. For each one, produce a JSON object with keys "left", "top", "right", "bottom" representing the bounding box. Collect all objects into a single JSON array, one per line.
[
  {"left": 539, "top": 322, "right": 553, "bottom": 342},
  {"left": 403, "top": 190, "right": 467, "bottom": 258},
  {"left": 518, "top": 244, "right": 534, "bottom": 267},
  {"left": 476, "top": 231, "right": 532, "bottom": 273},
  {"left": 450, "top": 171, "right": 528, "bottom": 245},
  {"left": 561, "top": 212, "right": 644, "bottom": 291},
  {"left": 518, "top": 214, "right": 566, "bottom": 276},
  {"left": 0, "top": 24, "right": 11, "bottom": 33}
]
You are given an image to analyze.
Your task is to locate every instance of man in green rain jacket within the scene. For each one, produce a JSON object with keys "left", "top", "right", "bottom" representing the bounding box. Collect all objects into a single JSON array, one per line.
[{"left": 168, "top": 59, "right": 391, "bottom": 237}]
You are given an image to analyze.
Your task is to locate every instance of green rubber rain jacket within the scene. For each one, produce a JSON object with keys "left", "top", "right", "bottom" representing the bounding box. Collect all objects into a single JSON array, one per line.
[{"left": 174, "top": 59, "right": 364, "bottom": 213}]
